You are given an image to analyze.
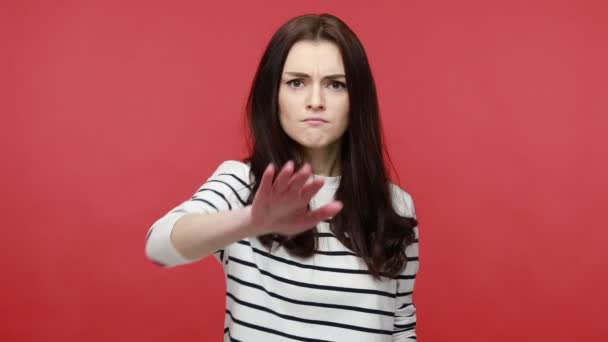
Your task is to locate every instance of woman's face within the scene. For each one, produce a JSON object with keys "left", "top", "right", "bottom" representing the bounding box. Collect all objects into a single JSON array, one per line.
[{"left": 278, "top": 40, "right": 350, "bottom": 154}]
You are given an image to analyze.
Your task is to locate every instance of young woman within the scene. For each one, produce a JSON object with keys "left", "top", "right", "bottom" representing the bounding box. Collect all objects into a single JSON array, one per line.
[{"left": 145, "top": 13, "right": 420, "bottom": 342}]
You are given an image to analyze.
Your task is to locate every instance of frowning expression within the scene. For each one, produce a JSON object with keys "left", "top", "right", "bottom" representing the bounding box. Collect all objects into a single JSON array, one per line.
[{"left": 278, "top": 40, "right": 350, "bottom": 152}]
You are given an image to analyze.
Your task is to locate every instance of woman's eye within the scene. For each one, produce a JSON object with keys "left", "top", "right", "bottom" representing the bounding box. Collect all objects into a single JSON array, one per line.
[
  {"left": 287, "top": 80, "right": 303, "bottom": 88},
  {"left": 329, "top": 81, "right": 346, "bottom": 89}
]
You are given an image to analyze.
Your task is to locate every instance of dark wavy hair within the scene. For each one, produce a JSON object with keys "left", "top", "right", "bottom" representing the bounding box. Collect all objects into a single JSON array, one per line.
[{"left": 242, "top": 13, "right": 418, "bottom": 280}]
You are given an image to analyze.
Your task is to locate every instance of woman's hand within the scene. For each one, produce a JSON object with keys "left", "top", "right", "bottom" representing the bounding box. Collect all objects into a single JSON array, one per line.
[{"left": 248, "top": 160, "right": 343, "bottom": 236}]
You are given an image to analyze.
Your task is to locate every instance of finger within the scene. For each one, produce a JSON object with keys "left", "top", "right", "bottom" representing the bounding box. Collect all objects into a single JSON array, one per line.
[
  {"left": 272, "top": 160, "right": 295, "bottom": 195},
  {"left": 285, "top": 163, "right": 312, "bottom": 195},
  {"left": 298, "top": 178, "right": 325, "bottom": 204},
  {"left": 301, "top": 201, "right": 344, "bottom": 227}
]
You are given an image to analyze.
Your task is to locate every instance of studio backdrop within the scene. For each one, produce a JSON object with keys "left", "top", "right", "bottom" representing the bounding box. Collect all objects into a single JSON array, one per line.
[{"left": 1, "top": 0, "right": 606, "bottom": 341}]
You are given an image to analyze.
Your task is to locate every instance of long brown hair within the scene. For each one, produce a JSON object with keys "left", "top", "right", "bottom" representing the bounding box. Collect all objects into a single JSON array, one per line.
[{"left": 243, "top": 13, "right": 418, "bottom": 280}]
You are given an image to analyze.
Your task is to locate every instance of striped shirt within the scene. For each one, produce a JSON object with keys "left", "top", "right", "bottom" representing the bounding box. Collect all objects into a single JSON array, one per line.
[{"left": 145, "top": 160, "right": 420, "bottom": 341}]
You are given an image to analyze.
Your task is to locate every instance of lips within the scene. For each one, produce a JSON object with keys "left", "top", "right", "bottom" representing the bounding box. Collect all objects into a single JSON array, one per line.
[{"left": 303, "top": 117, "right": 328, "bottom": 123}]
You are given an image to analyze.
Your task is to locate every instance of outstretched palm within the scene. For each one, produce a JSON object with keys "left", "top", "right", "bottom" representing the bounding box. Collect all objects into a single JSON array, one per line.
[{"left": 250, "top": 161, "right": 343, "bottom": 236}]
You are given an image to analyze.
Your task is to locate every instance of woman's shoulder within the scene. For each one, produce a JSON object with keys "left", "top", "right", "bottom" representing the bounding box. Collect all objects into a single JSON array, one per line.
[
  {"left": 210, "top": 159, "right": 252, "bottom": 184},
  {"left": 388, "top": 182, "right": 417, "bottom": 219},
  {"left": 212, "top": 159, "right": 250, "bottom": 172},
  {"left": 388, "top": 182, "right": 420, "bottom": 243}
]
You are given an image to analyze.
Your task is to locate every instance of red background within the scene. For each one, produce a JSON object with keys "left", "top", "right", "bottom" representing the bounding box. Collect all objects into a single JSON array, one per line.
[{"left": 2, "top": 0, "right": 607, "bottom": 341}]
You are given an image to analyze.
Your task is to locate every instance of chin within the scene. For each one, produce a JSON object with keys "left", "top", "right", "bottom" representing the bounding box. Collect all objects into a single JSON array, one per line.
[{"left": 299, "top": 141, "right": 328, "bottom": 149}]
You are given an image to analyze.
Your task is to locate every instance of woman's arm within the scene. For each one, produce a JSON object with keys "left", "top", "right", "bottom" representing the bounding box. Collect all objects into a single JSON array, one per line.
[
  {"left": 165, "top": 206, "right": 254, "bottom": 260},
  {"left": 391, "top": 184, "right": 420, "bottom": 341},
  {"left": 392, "top": 239, "right": 419, "bottom": 341},
  {"left": 144, "top": 160, "right": 342, "bottom": 267},
  {"left": 144, "top": 160, "right": 252, "bottom": 267}
]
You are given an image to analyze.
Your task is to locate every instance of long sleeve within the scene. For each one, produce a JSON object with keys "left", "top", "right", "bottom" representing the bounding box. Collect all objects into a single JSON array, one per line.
[
  {"left": 390, "top": 184, "right": 420, "bottom": 341},
  {"left": 392, "top": 227, "right": 419, "bottom": 340},
  {"left": 144, "top": 160, "right": 251, "bottom": 267}
]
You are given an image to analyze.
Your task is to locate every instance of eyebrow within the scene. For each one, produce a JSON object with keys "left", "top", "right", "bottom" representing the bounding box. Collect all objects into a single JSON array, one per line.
[{"left": 283, "top": 72, "right": 346, "bottom": 80}]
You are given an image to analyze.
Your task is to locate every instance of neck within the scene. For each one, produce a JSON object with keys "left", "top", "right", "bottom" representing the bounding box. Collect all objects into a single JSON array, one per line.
[{"left": 301, "top": 141, "right": 342, "bottom": 177}]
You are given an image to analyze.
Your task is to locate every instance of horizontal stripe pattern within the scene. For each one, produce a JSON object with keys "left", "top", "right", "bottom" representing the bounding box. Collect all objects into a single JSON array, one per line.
[
  {"left": 226, "top": 273, "right": 395, "bottom": 316},
  {"left": 236, "top": 240, "right": 417, "bottom": 278}
]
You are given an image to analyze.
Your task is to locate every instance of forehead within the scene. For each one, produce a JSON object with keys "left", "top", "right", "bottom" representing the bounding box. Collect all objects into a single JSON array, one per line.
[{"left": 282, "top": 40, "right": 345, "bottom": 73}]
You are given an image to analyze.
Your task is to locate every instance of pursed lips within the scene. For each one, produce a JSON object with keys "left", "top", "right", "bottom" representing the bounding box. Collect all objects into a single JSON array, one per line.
[{"left": 302, "top": 117, "right": 328, "bottom": 123}]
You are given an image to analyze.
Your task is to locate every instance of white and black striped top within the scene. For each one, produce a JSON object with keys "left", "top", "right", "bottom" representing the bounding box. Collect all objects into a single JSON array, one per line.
[{"left": 145, "top": 160, "right": 420, "bottom": 341}]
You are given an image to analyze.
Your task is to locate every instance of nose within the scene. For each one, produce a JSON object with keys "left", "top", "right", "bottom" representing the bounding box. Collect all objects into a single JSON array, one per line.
[{"left": 306, "top": 84, "right": 325, "bottom": 110}]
